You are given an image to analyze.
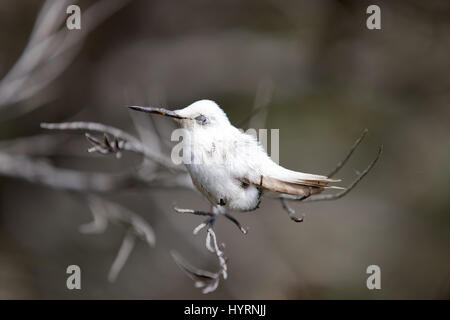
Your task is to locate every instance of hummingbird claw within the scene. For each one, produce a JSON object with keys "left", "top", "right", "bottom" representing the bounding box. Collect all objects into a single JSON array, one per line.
[
  {"left": 223, "top": 213, "right": 249, "bottom": 235},
  {"left": 174, "top": 207, "right": 213, "bottom": 217}
]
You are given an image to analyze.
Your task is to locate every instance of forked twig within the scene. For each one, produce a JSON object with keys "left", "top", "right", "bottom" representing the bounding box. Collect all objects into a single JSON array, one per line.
[
  {"left": 171, "top": 226, "right": 228, "bottom": 294},
  {"left": 278, "top": 130, "right": 382, "bottom": 218},
  {"left": 41, "top": 121, "right": 182, "bottom": 171},
  {"left": 327, "top": 128, "right": 368, "bottom": 178},
  {"left": 0, "top": 151, "right": 149, "bottom": 192},
  {"left": 85, "top": 133, "right": 124, "bottom": 158},
  {"left": 80, "top": 195, "right": 155, "bottom": 282},
  {"left": 172, "top": 205, "right": 242, "bottom": 294},
  {"left": 304, "top": 145, "right": 383, "bottom": 202},
  {"left": 171, "top": 250, "right": 223, "bottom": 294}
]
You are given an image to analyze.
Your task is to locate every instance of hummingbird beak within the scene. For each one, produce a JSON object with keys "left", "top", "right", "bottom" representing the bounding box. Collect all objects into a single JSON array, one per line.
[{"left": 128, "top": 106, "right": 187, "bottom": 119}]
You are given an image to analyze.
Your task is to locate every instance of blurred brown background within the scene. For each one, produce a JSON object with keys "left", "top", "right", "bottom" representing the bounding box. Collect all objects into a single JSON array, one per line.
[{"left": 0, "top": 0, "right": 449, "bottom": 299}]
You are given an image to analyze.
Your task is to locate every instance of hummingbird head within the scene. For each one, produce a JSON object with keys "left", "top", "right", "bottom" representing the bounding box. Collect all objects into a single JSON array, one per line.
[{"left": 129, "top": 99, "right": 230, "bottom": 130}]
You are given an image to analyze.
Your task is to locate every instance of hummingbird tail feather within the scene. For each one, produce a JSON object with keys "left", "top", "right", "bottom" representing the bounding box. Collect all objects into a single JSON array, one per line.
[
  {"left": 253, "top": 163, "right": 344, "bottom": 196},
  {"left": 258, "top": 176, "right": 324, "bottom": 197}
]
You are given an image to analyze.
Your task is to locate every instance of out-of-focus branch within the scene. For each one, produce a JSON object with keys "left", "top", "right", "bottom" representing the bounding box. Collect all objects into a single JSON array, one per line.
[
  {"left": 0, "top": 0, "right": 132, "bottom": 118},
  {"left": 0, "top": 134, "right": 67, "bottom": 156},
  {"left": 0, "top": 150, "right": 193, "bottom": 193},
  {"left": 0, "top": 151, "right": 145, "bottom": 192},
  {"left": 80, "top": 195, "right": 155, "bottom": 282},
  {"left": 108, "top": 229, "right": 136, "bottom": 282},
  {"left": 237, "top": 78, "right": 273, "bottom": 129}
]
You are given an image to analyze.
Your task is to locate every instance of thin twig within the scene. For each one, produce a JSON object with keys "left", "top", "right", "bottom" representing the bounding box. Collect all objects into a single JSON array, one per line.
[
  {"left": 0, "top": 134, "right": 67, "bottom": 155},
  {"left": 41, "top": 121, "right": 182, "bottom": 171},
  {"left": 0, "top": 150, "right": 192, "bottom": 193},
  {"left": 280, "top": 197, "right": 304, "bottom": 222},
  {"left": 304, "top": 145, "right": 383, "bottom": 202},
  {"left": 171, "top": 250, "right": 221, "bottom": 293},
  {"left": 327, "top": 128, "right": 368, "bottom": 178},
  {"left": 171, "top": 205, "right": 232, "bottom": 293},
  {"left": 171, "top": 227, "right": 228, "bottom": 294},
  {"left": 81, "top": 195, "right": 155, "bottom": 282},
  {"left": 0, "top": 151, "right": 148, "bottom": 192},
  {"left": 108, "top": 229, "right": 136, "bottom": 283},
  {"left": 278, "top": 130, "right": 381, "bottom": 221},
  {"left": 83, "top": 195, "right": 156, "bottom": 245}
]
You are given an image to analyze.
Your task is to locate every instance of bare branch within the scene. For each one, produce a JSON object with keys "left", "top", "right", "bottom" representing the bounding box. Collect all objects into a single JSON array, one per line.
[
  {"left": 83, "top": 195, "right": 155, "bottom": 245},
  {"left": 278, "top": 130, "right": 381, "bottom": 220},
  {"left": 0, "top": 151, "right": 149, "bottom": 192},
  {"left": 41, "top": 121, "right": 183, "bottom": 171},
  {"left": 0, "top": 149, "right": 194, "bottom": 196},
  {"left": 85, "top": 133, "right": 123, "bottom": 158},
  {"left": 280, "top": 197, "right": 305, "bottom": 222},
  {"left": 81, "top": 195, "right": 155, "bottom": 282},
  {"left": 0, "top": 0, "right": 133, "bottom": 118},
  {"left": 0, "top": 134, "right": 67, "bottom": 155},
  {"left": 108, "top": 229, "right": 137, "bottom": 283},
  {"left": 172, "top": 205, "right": 234, "bottom": 293},
  {"left": 206, "top": 228, "right": 228, "bottom": 280},
  {"left": 79, "top": 205, "right": 108, "bottom": 234},
  {"left": 304, "top": 145, "right": 383, "bottom": 202},
  {"left": 171, "top": 250, "right": 220, "bottom": 292},
  {"left": 327, "top": 128, "right": 368, "bottom": 178},
  {"left": 171, "top": 227, "right": 228, "bottom": 294}
]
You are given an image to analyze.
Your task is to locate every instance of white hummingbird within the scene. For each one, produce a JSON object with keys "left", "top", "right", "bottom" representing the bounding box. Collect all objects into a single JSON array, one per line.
[{"left": 129, "top": 100, "right": 342, "bottom": 216}]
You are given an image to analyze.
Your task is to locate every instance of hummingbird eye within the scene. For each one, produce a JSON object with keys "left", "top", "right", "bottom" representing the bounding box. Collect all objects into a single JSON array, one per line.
[{"left": 194, "top": 114, "right": 207, "bottom": 124}]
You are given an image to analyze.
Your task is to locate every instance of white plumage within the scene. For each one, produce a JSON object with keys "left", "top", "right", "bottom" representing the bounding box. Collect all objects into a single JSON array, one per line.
[{"left": 130, "top": 100, "right": 341, "bottom": 211}]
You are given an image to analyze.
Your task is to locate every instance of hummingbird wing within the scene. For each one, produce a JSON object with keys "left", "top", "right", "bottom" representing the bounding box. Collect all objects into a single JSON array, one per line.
[
  {"left": 245, "top": 153, "right": 343, "bottom": 197},
  {"left": 229, "top": 126, "right": 343, "bottom": 197},
  {"left": 259, "top": 172, "right": 341, "bottom": 197}
]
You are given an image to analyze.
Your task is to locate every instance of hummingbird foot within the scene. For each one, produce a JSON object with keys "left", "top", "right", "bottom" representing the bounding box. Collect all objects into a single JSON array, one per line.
[
  {"left": 174, "top": 207, "right": 217, "bottom": 234},
  {"left": 223, "top": 213, "right": 248, "bottom": 234},
  {"left": 173, "top": 207, "right": 248, "bottom": 234}
]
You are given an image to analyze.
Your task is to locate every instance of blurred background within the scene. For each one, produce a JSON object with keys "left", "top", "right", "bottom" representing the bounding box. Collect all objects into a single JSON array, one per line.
[{"left": 0, "top": 0, "right": 449, "bottom": 299}]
